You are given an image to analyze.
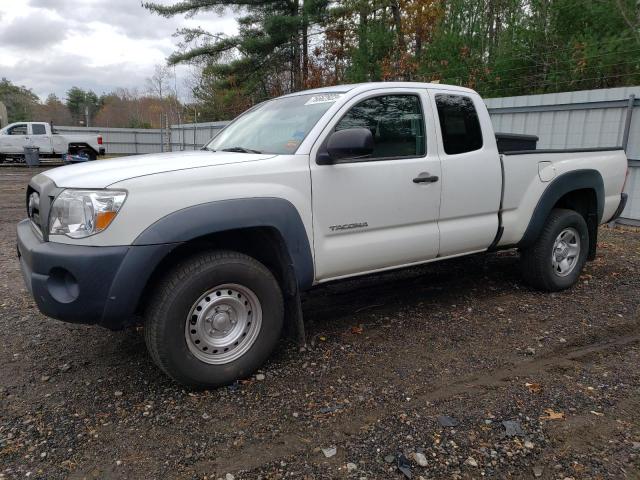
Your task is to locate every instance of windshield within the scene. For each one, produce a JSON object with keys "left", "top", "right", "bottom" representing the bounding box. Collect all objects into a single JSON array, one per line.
[{"left": 205, "top": 93, "right": 342, "bottom": 155}]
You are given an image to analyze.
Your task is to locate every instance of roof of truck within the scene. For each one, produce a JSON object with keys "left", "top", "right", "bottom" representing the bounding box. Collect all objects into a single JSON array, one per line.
[{"left": 281, "top": 82, "right": 477, "bottom": 98}]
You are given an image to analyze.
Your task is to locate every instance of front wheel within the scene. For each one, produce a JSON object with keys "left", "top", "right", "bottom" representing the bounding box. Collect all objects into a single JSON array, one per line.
[
  {"left": 144, "top": 250, "right": 284, "bottom": 387},
  {"left": 520, "top": 208, "right": 589, "bottom": 291}
]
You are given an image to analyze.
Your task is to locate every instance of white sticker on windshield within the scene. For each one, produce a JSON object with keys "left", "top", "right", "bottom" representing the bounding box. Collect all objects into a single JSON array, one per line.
[{"left": 305, "top": 93, "right": 343, "bottom": 105}]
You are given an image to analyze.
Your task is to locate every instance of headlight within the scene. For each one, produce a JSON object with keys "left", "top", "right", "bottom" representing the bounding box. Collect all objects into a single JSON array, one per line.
[{"left": 49, "top": 189, "right": 127, "bottom": 238}]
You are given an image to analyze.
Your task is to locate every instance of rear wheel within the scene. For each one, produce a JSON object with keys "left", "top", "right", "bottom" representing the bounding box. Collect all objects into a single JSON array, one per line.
[
  {"left": 144, "top": 250, "right": 283, "bottom": 387},
  {"left": 520, "top": 208, "right": 589, "bottom": 291},
  {"left": 78, "top": 148, "right": 97, "bottom": 160}
]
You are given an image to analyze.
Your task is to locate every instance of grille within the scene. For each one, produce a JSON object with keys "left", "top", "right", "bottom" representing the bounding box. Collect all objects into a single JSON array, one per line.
[
  {"left": 26, "top": 186, "right": 42, "bottom": 234},
  {"left": 26, "top": 177, "right": 63, "bottom": 241}
]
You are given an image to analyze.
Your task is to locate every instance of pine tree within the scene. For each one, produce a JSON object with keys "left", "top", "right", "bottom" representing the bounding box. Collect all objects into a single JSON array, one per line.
[{"left": 144, "top": 0, "right": 330, "bottom": 112}]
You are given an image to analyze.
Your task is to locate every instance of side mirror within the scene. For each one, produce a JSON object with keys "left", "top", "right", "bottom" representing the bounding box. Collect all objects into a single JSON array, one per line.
[{"left": 319, "top": 128, "right": 374, "bottom": 164}]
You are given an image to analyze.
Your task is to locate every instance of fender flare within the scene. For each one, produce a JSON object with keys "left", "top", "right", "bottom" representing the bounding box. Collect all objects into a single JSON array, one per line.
[
  {"left": 517, "top": 169, "right": 604, "bottom": 250},
  {"left": 68, "top": 143, "right": 98, "bottom": 157},
  {"left": 132, "top": 197, "right": 315, "bottom": 290}
]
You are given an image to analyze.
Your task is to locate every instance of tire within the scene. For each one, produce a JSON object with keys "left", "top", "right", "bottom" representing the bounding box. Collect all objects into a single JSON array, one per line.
[
  {"left": 144, "top": 250, "right": 284, "bottom": 388},
  {"left": 78, "top": 148, "right": 97, "bottom": 160},
  {"left": 520, "top": 208, "right": 589, "bottom": 292}
]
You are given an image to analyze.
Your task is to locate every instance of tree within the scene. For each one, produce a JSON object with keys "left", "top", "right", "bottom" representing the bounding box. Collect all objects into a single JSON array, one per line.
[
  {"left": 144, "top": 0, "right": 330, "bottom": 108},
  {"left": 65, "top": 86, "right": 102, "bottom": 126},
  {"left": 93, "top": 88, "right": 183, "bottom": 128},
  {"left": 145, "top": 0, "right": 640, "bottom": 119},
  {"left": 146, "top": 64, "right": 174, "bottom": 100},
  {"left": 34, "top": 94, "right": 73, "bottom": 126},
  {"left": 415, "top": 0, "right": 640, "bottom": 97},
  {"left": 0, "top": 78, "right": 39, "bottom": 123}
]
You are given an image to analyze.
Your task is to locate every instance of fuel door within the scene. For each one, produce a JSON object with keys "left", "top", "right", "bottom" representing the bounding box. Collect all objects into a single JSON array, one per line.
[{"left": 538, "top": 161, "right": 556, "bottom": 182}]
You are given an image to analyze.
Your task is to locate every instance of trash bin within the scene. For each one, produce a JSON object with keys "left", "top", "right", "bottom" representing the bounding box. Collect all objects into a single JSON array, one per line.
[{"left": 23, "top": 146, "right": 40, "bottom": 167}]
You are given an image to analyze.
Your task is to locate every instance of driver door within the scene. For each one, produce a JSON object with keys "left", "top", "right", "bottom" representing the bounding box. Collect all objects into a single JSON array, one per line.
[{"left": 310, "top": 88, "right": 441, "bottom": 281}]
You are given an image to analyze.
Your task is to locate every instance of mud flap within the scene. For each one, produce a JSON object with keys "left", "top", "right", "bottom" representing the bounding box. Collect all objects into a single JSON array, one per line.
[
  {"left": 587, "top": 212, "right": 598, "bottom": 261},
  {"left": 284, "top": 293, "right": 306, "bottom": 347}
]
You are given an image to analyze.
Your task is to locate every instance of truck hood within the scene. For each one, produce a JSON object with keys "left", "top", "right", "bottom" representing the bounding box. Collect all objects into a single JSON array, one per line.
[{"left": 42, "top": 150, "right": 276, "bottom": 188}]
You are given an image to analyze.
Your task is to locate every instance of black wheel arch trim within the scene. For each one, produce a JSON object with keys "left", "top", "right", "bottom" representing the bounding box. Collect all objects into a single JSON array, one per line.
[
  {"left": 68, "top": 142, "right": 98, "bottom": 152},
  {"left": 517, "top": 169, "right": 604, "bottom": 251},
  {"left": 132, "top": 197, "right": 315, "bottom": 290}
]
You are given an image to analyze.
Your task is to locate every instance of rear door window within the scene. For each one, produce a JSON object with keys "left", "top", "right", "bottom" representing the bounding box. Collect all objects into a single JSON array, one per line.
[
  {"left": 31, "top": 124, "right": 46, "bottom": 135},
  {"left": 435, "top": 94, "right": 483, "bottom": 155}
]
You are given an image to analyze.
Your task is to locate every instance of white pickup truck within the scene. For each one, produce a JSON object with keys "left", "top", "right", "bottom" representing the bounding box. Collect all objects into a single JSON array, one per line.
[
  {"left": 0, "top": 122, "right": 104, "bottom": 161},
  {"left": 17, "top": 82, "right": 629, "bottom": 387}
]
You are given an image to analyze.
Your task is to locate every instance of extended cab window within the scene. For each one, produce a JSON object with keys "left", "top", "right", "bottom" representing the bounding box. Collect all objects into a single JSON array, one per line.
[
  {"left": 31, "top": 124, "right": 46, "bottom": 135},
  {"left": 8, "top": 124, "right": 27, "bottom": 135},
  {"left": 435, "top": 94, "right": 483, "bottom": 155},
  {"left": 336, "top": 95, "right": 425, "bottom": 159}
]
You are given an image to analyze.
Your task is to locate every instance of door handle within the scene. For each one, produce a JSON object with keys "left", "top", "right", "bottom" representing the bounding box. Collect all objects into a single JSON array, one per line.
[{"left": 413, "top": 173, "right": 439, "bottom": 184}]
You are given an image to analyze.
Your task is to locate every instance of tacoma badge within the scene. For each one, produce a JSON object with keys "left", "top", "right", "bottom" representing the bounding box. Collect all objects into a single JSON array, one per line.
[{"left": 329, "top": 222, "right": 368, "bottom": 232}]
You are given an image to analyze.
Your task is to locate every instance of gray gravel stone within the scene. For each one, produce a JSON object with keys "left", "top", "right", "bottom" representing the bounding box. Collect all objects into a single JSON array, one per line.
[
  {"left": 502, "top": 420, "right": 525, "bottom": 437},
  {"left": 322, "top": 446, "right": 337, "bottom": 458},
  {"left": 437, "top": 415, "right": 459, "bottom": 427},
  {"left": 464, "top": 457, "right": 478, "bottom": 467},
  {"left": 413, "top": 452, "right": 428, "bottom": 467}
]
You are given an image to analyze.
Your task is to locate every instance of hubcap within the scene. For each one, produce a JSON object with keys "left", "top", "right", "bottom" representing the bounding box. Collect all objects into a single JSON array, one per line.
[
  {"left": 551, "top": 227, "right": 581, "bottom": 277},
  {"left": 185, "top": 283, "right": 262, "bottom": 364}
]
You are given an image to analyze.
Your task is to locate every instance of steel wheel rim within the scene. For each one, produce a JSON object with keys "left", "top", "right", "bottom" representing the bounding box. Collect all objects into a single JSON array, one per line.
[
  {"left": 551, "top": 227, "right": 581, "bottom": 277},
  {"left": 185, "top": 283, "right": 262, "bottom": 365}
]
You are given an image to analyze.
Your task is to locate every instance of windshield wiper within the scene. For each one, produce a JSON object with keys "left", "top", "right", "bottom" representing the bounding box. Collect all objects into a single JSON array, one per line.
[{"left": 221, "top": 146, "right": 262, "bottom": 154}]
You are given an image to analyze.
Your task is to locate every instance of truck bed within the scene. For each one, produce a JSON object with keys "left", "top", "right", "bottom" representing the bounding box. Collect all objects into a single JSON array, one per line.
[{"left": 497, "top": 147, "right": 628, "bottom": 248}]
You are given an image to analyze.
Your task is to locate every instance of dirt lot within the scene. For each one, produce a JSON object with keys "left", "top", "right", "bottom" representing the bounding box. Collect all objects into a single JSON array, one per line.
[{"left": 1, "top": 166, "right": 639, "bottom": 480}]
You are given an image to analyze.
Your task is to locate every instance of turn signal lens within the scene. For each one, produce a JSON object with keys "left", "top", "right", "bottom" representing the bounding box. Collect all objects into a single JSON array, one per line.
[{"left": 95, "top": 211, "right": 117, "bottom": 230}]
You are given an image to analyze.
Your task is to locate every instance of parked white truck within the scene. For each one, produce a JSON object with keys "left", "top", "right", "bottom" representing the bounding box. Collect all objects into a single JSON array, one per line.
[
  {"left": 0, "top": 122, "right": 104, "bottom": 161},
  {"left": 17, "top": 83, "right": 629, "bottom": 387}
]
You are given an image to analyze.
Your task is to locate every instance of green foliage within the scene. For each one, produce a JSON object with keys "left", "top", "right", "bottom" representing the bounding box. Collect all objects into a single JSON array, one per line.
[
  {"left": 418, "top": 0, "right": 640, "bottom": 97},
  {"left": 147, "top": 0, "right": 640, "bottom": 118},
  {"left": 0, "top": 78, "right": 39, "bottom": 123},
  {"left": 145, "top": 0, "right": 330, "bottom": 118},
  {"left": 127, "top": 119, "right": 154, "bottom": 129},
  {"left": 65, "top": 86, "right": 102, "bottom": 125}
]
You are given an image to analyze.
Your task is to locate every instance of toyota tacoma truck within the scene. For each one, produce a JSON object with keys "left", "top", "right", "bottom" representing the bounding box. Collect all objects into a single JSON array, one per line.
[
  {"left": 0, "top": 122, "right": 104, "bottom": 161},
  {"left": 16, "top": 82, "right": 629, "bottom": 387}
]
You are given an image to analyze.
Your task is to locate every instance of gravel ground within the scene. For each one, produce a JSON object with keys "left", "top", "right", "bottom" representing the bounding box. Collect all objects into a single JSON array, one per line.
[{"left": 1, "top": 166, "right": 639, "bottom": 480}]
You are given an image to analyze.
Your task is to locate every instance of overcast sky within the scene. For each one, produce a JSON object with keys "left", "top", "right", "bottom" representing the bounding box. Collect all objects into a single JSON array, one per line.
[{"left": 0, "top": 0, "right": 238, "bottom": 101}]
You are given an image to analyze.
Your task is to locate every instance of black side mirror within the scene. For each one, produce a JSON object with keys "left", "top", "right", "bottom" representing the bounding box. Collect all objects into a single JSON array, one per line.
[{"left": 319, "top": 128, "right": 374, "bottom": 164}]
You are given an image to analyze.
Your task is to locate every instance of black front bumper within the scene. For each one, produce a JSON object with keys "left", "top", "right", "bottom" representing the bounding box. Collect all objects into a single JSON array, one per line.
[{"left": 17, "top": 219, "right": 176, "bottom": 329}]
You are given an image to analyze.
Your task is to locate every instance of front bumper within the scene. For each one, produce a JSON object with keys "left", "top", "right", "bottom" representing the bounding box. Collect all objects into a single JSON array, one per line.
[{"left": 17, "top": 219, "right": 176, "bottom": 329}]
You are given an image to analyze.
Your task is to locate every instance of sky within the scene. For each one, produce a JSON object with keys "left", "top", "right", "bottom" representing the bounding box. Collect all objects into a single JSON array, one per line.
[{"left": 0, "top": 0, "right": 238, "bottom": 101}]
